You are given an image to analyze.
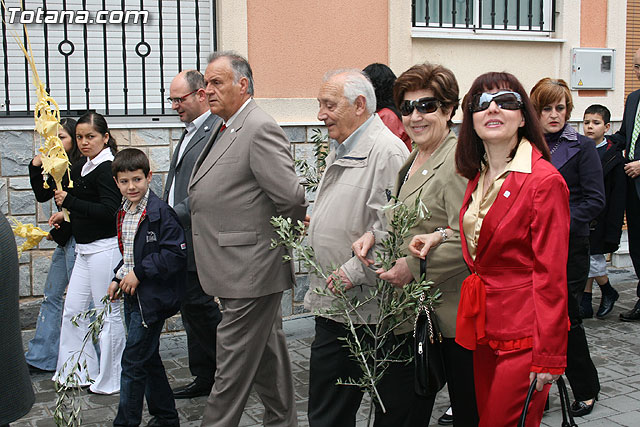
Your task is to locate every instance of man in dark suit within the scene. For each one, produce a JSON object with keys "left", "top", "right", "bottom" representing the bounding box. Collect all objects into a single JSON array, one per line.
[
  {"left": 165, "top": 70, "right": 222, "bottom": 398},
  {"left": 613, "top": 47, "right": 640, "bottom": 321},
  {"left": 189, "top": 52, "right": 307, "bottom": 426}
]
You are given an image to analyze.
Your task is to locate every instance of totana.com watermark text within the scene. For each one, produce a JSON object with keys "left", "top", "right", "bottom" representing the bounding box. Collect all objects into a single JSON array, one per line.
[{"left": 5, "top": 7, "right": 149, "bottom": 25}]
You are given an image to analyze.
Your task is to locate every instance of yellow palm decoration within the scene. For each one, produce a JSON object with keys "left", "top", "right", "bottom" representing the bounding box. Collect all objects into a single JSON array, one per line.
[
  {"left": 9, "top": 217, "right": 50, "bottom": 255},
  {"left": 3, "top": 2, "right": 72, "bottom": 227},
  {"left": 2, "top": 0, "right": 73, "bottom": 249}
]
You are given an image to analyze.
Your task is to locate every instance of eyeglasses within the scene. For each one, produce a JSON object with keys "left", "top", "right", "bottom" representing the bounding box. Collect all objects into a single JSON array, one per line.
[
  {"left": 399, "top": 97, "right": 442, "bottom": 116},
  {"left": 167, "top": 89, "right": 198, "bottom": 105},
  {"left": 470, "top": 91, "right": 523, "bottom": 113}
]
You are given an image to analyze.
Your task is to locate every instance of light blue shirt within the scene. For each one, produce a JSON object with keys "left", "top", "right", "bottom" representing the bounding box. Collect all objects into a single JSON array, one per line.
[{"left": 331, "top": 114, "right": 375, "bottom": 159}]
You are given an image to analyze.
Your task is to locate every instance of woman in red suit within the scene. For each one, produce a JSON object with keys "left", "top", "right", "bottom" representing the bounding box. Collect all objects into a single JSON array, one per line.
[{"left": 411, "top": 72, "right": 570, "bottom": 426}]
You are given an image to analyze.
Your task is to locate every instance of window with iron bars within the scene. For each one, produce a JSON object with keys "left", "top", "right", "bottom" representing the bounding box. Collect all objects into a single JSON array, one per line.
[
  {"left": 413, "top": 0, "right": 556, "bottom": 33},
  {"left": 1, "top": 0, "right": 216, "bottom": 118}
]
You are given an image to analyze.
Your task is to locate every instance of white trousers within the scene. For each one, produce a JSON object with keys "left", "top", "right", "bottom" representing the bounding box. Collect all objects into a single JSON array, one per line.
[{"left": 54, "top": 245, "right": 125, "bottom": 394}]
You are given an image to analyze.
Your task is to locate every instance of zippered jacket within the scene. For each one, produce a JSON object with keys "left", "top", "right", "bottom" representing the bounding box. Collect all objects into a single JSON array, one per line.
[
  {"left": 113, "top": 190, "right": 187, "bottom": 325},
  {"left": 304, "top": 114, "right": 408, "bottom": 324}
]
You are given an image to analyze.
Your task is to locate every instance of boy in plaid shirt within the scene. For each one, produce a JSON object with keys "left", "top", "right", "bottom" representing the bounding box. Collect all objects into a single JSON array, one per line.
[{"left": 108, "top": 148, "right": 187, "bottom": 426}]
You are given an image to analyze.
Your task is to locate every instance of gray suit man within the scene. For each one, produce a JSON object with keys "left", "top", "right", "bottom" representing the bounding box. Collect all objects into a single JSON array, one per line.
[
  {"left": 165, "top": 70, "right": 222, "bottom": 399},
  {"left": 189, "top": 52, "right": 307, "bottom": 426}
]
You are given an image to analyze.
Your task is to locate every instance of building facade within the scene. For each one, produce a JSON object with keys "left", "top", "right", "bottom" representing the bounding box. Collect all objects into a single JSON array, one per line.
[{"left": 0, "top": 0, "right": 633, "bottom": 324}]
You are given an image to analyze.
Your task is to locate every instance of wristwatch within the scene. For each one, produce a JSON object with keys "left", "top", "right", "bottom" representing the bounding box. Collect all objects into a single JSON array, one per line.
[{"left": 435, "top": 227, "right": 448, "bottom": 243}]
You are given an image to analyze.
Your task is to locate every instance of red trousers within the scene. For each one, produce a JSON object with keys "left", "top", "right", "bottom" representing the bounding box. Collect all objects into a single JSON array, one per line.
[{"left": 474, "top": 345, "right": 551, "bottom": 427}]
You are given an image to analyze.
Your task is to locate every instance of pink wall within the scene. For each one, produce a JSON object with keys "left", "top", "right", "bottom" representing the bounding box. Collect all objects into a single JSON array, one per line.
[
  {"left": 578, "top": 0, "right": 608, "bottom": 97},
  {"left": 580, "top": 0, "right": 607, "bottom": 47},
  {"left": 247, "top": 0, "right": 389, "bottom": 99}
]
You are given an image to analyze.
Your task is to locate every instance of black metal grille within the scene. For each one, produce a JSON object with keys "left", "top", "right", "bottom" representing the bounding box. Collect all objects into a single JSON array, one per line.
[
  {"left": 412, "top": 0, "right": 556, "bottom": 32},
  {"left": 0, "top": 0, "right": 216, "bottom": 118}
]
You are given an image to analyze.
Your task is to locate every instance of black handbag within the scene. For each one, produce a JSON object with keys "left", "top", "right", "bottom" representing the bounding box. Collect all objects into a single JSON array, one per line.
[
  {"left": 518, "top": 376, "right": 577, "bottom": 427},
  {"left": 413, "top": 257, "right": 446, "bottom": 397}
]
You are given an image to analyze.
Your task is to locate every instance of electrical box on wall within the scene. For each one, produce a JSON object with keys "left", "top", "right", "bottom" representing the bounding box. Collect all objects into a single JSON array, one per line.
[{"left": 571, "top": 48, "right": 616, "bottom": 90}]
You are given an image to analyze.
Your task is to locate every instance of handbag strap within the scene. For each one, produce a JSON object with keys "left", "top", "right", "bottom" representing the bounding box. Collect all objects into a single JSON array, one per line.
[
  {"left": 415, "top": 257, "right": 428, "bottom": 314},
  {"left": 518, "top": 376, "right": 577, "bottom": 427},
  {"left": 557, "top": 376, "right": 578, "bottom": 427},
  {"left": 518, "top": 379, "right": 537, "bottom": 427}
]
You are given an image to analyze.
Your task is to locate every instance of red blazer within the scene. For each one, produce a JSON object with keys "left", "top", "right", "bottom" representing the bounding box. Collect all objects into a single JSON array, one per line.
[{"left": 457, "top": 147, "right": 570, "bottom": 370}]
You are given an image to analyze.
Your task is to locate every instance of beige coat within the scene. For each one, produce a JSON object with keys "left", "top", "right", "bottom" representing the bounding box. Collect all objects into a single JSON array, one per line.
[
  {"left": 304, "top": 115, "right": 408, "bottom": 323},
  {"left": 392, "top": 130, "right": 468, "bottom": 338},
  {"left": 188, "top": 99, "right": 308, "bottom": 298}
]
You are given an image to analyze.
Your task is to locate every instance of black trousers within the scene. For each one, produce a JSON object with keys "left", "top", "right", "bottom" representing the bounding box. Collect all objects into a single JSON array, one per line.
[
  {"left": 180, "top": 271, "right": 222, "bottom": 384},
  {"left": 441, "top": 338, "right": 479, "bottom": 427},
  {"left": 564, "top": 235, "right": 601, "bottom": 402},
  {"left": 308, "top": 317, "right": 433, "bottom": 427},
  {"left": 626, "top": 179, "right": 640, "bottom": 297}
]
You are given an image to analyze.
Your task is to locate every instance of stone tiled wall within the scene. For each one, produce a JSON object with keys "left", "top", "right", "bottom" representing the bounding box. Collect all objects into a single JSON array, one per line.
[{"left": 2, "top": 123, "right": 324, "bottom": 330}]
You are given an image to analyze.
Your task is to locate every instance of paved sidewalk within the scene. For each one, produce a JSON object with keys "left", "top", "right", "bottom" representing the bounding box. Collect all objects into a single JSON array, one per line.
[{"left": 15, "top": 267, "right": 640, "bottom": 426}]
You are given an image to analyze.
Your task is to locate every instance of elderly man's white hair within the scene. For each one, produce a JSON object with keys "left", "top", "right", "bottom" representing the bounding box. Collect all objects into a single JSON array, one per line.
[{"left": 323, "top": 69, "right": 377, "bottom": 115}]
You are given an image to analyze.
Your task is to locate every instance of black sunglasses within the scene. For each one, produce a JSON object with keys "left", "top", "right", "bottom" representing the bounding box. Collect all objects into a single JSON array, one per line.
[
  {"left": 470, "top": 91, "right": 523, "bottom": 113},
  {"left": 399, "top": 97, "right": 442, "bottom": 116}
]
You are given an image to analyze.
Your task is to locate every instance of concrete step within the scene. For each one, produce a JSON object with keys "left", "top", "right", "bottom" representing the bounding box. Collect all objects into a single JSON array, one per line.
[{"left": 612, "top": 240, "right": 633, "bottom": 268}]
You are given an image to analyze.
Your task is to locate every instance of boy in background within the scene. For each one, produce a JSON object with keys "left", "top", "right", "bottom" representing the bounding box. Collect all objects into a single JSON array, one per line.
[
  {"left": 581, "top": 105, "right": 626, "bottom": 319},
  {"left": 108, "top": 148, "right": 187, "bottom": 426}
]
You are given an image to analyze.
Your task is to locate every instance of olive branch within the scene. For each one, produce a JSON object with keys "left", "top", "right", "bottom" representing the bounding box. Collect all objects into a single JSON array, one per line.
[
  {"left": 295, "top": 128, "right": 328, "bottom": 193},
  {"left": 53, "top": 291, "right": 121, "bottom": 426}
]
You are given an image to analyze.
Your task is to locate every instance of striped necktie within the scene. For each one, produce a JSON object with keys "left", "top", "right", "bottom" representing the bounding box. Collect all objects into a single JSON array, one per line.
[{"left": 630, "top": 104, "right": 640, "bottom": 159}]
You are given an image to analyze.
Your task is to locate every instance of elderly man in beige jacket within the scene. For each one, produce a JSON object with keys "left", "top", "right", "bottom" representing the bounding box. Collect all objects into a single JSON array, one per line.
[{"left": 304, "top": 69, "right": 429, "bottom": 427}]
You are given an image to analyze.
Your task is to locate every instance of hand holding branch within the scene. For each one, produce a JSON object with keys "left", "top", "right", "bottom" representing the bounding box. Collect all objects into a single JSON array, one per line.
[
  {"left": 352, "top": 231, "right": 375, "bottom": 267},
  {"left": 376, "top": 257, "right": 413, "bottom": 288},
  {"left": 326, "top": 268, "right": 354, "bottom": 294}
]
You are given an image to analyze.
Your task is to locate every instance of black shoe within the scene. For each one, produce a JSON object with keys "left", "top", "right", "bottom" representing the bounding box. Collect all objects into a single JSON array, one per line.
[
  {"left": 620, "top": 299, "right": 640, "bottom": 322},
  {"left": 596, "top": 288, "right": 619, "bottom": 318},
  {"left": 437, "top": 407, "right": 453, "bottom": 425},
  {"left": 570, "top": 398, "right": 596, "bottom": 417},
  {"left": 579, "top": 294, "right": 593, "bottom": 319},
  {"left": 172, "top": 378, "right": 212, "bottom": 399},
  {"left": 146, "top": 416, "right": 180, "bottom": 427}
]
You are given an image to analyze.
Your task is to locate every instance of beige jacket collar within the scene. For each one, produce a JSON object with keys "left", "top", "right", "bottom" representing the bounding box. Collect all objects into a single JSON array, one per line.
[{"left": 396, "top": 129, "right": 457, "bottom": 200}]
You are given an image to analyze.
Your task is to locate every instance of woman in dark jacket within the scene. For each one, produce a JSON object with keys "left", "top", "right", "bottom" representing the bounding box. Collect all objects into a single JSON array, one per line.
[
  {"left": 24, "top": 118, "right": 82, "bottom": 372},
  {"left": 530, "top": 78, "right": 605, "bottom": 417}
]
